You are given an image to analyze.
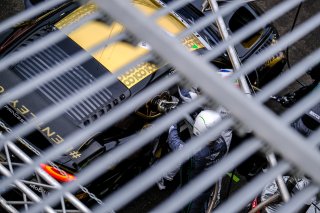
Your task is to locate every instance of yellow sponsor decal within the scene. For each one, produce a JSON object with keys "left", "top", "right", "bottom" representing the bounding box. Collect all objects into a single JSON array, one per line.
[
  {"left": 265, "top": 52, "right": 285, "bottom": 68},
  {"left": 55, "top": 1, "right": 204, "bottom": 88},
  {"left": 55, "top": 4, "right": 98, "bottom": 29},
  {"left": 182, "top": 35, "right": 204, "bottom": 50},
  {"left": 134, "top": 0, "right": 185, "bottom": 35},
  {"left": 118, "top": 62, "right": 158, "bottom": 88}
]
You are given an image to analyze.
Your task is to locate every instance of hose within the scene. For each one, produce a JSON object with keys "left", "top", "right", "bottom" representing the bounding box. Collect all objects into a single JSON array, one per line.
[{"left": 248, "top": 194, "right": 281, "bottom": 213}]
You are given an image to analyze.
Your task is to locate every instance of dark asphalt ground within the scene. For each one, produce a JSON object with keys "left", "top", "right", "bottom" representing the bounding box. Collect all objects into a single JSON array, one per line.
[
  {"left": 0, "top": 0, "right": 320, "bottom": 212},
  {"left": 258, "top": 0, "right": 320, "bottom": 104}
]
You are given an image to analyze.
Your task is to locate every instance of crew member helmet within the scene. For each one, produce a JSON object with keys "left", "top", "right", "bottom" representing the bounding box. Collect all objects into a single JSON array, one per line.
[
  {"left": 217, "top": 69, "right": 240, "bottom": 88},
  {"left": 217, "top": 68, "right": 234, "bottom": 78},
  {"left": 193, "top": 110, "right": 222, "bottom": 136}
]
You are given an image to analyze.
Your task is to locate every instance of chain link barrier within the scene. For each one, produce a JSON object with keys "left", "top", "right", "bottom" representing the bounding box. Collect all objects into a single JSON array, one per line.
[{"left": 0, "top": 120, "right": 104, "bottom": 206}]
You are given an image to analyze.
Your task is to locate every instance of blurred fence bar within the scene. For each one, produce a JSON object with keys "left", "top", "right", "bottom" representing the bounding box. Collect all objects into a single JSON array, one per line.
[{"left": 0, "top": 0, "right": 319, "bottom": 212}]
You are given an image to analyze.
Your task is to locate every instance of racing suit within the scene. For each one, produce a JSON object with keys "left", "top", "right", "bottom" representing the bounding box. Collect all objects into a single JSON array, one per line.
[
  {"left": 157, "top": 84, "right": 232, "bottom": 212},
  {"left": 166, "top": 109, "right": 232, "bottom": 213}
]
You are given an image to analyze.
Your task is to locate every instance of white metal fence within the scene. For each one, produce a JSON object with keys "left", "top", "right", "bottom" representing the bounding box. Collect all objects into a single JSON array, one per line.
[{"left": 0, "top": 0, "right": 319, "bottom": 212}]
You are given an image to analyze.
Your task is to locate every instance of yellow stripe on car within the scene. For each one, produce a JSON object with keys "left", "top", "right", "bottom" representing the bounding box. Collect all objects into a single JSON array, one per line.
[{"left": 55, "top": 1, "right": 204, "bottom": 88}]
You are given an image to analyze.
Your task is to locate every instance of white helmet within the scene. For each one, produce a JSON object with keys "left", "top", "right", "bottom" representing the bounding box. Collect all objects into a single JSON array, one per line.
[
  {"left": 217, "top": 69, "right": 234, "bottom": 78},
  {"left": 193, "top": 110, "right": 222, "bottom": 136},
  {"left": 217, "top": 69, "right": 240, "bottom": 88}
]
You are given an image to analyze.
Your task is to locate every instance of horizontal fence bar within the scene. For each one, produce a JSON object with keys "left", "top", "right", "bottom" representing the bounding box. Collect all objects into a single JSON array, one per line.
[
  {"left": 0, "top": 163, "right": 55, "bottom": 213},
  {"left": 0, "top": 0, "right": 68, "bottom": 34},
  {"left": 151, "top": 138, "right": 262, "bottom": 213},
  {"left": 0, "top": 73, "right": 180, "bottom": 193},
  {"left": 96, "top": 0, "right": 320, "bottom": 184},
  {"left": 94, "top": 117, "right": 235, "bottom": 212},
  {"left": 230, "top": 10, "right": 320, "bottom": 82},
  {"left": 10, "top": 74, "right": 181, "bottom": 212},
  {"left": 255, "top": 47, "right": 320, "bottom": 103},
  {"left": 177, "top": 0, "right": 246, "bottom": 40},
  {"left": 0, "top": 31, "right": 125, "bottom": 110},
  {"left": 6, "top": 141, "right": 91, "bottom": 213},
  {"left": 215, "top": 161, "right": 291, "bottom": 213},
  {"left": 278, "top": 184, "right": 319, "bottom": 213},
  {"left": 281, "top": 88, "right": 320, "bottom": 123},
  {"left": 0, "top": 12, "right": 101, "bottom": 73},
  {"left": 0, "top": 0, "right": 319, "bottom": 212},
  {"left": 310, "top": 128, "right": 320, "bottom": 146}
]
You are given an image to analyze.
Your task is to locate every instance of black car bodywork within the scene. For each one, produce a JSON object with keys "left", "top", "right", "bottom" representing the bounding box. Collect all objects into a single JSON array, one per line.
[{"left": 0, "top": 0, "right": 286, "bottom": 202}]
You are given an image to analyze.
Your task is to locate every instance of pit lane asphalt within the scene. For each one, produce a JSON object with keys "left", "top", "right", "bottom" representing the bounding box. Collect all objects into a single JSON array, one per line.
[{"left": 1, "top": 0, "right": 320, "bottom": 212}]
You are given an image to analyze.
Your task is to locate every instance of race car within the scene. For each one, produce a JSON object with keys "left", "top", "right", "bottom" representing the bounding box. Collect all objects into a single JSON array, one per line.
[{"left": 0, "top": 0, "right": 286, "bottom": 205}]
